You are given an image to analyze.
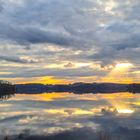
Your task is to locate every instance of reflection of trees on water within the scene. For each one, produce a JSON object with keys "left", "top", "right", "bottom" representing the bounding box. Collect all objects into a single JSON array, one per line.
[
  {"left": 1, "top": 81, "right": 140, "bottom": 100},
  {"left": 0, "top": 80, "right": 15, "bottom": 100},
  {"left": 0, "top": 94, "right": 14, "bottom": 100}
]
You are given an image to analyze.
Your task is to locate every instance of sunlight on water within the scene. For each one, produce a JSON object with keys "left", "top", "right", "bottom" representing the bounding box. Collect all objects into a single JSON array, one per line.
[{"left": 0, "top": 92, "right": 140, "bottom": 136}]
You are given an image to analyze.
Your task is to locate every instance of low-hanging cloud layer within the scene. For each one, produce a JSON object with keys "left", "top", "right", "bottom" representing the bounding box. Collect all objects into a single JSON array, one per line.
[{"left": 0, "top": 0, "right": 140, "bottom": 83}]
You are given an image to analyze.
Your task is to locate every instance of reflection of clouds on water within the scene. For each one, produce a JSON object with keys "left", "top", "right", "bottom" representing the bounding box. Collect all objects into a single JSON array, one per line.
[{"left": 0, "top": 92, "right": 140, "bottom": 138}]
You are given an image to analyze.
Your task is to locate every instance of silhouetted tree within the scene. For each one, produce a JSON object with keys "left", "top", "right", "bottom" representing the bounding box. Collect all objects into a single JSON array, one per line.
[{"left": 0, "top": 80, "right": 15, "bottom": 100}]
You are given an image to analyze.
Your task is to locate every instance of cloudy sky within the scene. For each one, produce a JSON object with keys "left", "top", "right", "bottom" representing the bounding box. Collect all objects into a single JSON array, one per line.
[{"left": 0, "top": 0, "right": 140, "bottom": 84}]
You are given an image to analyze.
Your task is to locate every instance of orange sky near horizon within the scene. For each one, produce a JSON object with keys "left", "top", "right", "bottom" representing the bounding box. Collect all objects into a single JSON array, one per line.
[{"left": 4, "top": 62, "right": 139, "bottom": 85}]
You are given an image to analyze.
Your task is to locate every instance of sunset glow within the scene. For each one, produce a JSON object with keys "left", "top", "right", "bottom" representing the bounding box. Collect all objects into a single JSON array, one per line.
[
  {"left": 117, "top": 109, "right": 134, "bottom": 114},
  {"left": 0, "top": 0, "right": 139, "bottom": 84},
  {"left": 101, "top": 62, "right": 134, "bottom": 83},
  {"left": 0, "top": 0, "right": 140, "bottom": 139}
]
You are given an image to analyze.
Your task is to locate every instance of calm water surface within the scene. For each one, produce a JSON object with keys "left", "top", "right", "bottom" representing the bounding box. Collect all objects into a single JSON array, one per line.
[{"left": 0, "top": 92, "right": 140, "bottom": 136}]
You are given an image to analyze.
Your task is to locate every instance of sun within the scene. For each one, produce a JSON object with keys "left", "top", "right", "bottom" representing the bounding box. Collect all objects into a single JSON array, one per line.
[
  {"left": 101, "top": 62, "right": 134, "bottom": 83},
  {"left": 105, "top": 0, "right": 116, "bottom": 12},
  {"left": 117, "top": 109, "right": 134, "bottom": 114},
  {"left": 115, "top": 63, "right": 133, "bottom": 69}
]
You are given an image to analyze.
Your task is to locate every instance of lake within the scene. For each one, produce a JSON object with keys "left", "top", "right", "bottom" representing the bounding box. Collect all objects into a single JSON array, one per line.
[{"left": 0, "top": 92, "right": 140, "bottom": 139}]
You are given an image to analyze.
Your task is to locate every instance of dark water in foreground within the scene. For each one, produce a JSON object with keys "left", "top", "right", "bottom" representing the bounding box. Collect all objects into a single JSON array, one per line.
[{"left": 0, "top": 92, "right": 140, "bottom": 139}]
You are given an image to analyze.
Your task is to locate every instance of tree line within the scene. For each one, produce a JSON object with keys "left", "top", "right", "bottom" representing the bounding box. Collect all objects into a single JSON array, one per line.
[{"left": 0, "top": 80, "right": 15, "bottom": 100}]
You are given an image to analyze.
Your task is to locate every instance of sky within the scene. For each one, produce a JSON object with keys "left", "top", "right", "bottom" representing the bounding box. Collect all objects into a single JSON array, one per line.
[{"left": 0, "top": 0, "right": 140, "bottom": 84}]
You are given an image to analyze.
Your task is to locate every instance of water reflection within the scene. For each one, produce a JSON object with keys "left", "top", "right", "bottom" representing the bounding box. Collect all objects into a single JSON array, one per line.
[
  {"left": 0, "top": 90, "right": 138, "bottom": 101},
  {"left": 0, "top": 91, "right": 140, "bottom": 140},
  {"left": 0, "top": 93, "right": 15, "bottom": 100}
]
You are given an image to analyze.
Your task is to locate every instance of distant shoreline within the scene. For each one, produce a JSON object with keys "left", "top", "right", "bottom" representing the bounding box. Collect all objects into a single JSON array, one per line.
[
  {"left": 15, "top": 82, "right": 140, "bottom": 94},
  {"left": 1, "top": 81, "right": 140, "bottom": 99}
]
